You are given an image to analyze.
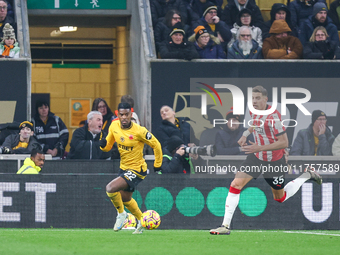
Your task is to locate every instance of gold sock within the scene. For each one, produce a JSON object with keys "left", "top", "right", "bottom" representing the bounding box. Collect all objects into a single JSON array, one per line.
[
  {"left": 123, "top": 198, "right": 142, "bottom": 220},
  {"left": 106, "top": 192, "right": 124, "bottom": 213}
]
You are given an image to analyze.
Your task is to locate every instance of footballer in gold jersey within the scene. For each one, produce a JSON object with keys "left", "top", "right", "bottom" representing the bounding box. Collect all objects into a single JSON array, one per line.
[{"left": 100, "top": 102, "right": 162, "bottom": 234}]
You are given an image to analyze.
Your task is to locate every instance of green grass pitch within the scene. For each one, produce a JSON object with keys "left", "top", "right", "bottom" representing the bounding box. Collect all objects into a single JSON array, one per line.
[{"left": 1, "top": 229, "right": 340, "bottom": 255}]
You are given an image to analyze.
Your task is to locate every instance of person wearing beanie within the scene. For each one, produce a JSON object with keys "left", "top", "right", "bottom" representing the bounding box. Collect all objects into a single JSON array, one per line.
[
  {"left": 215, "top": 107, "right": 254, "bottom": 155},
  {"left": 159, "top": 23, "right": 199, "bottom": 60},
  {"left": 187, "top": 0, "right": 223, "bottom": 25},
  {"left": 291, "top": 110, "right": 335, "bottom": 155},
  {"left": 160, "top": 135, "right": 194, "bottom": 174},
  {"left": 228, "top": 8, "right": 262, "bottom": 48},
  {"left": 188, "top": 25, "right": 226, "bottom": 59},
  {"left": 303, "top": 25, "right": 340, "bottom": 59},
  {"left": 261, "top": 3, "right": 297, "bottom": 40},
  {"left": 1, "top": 121, "right": 41, "bottom": 154},
  {"left": 17, "top": 149, "right": 45, "bottom": 174},
  {"left": 32, "top": 99, "right": 69, "bottom": 158},
  {"left": 191, "top": 2, "right": 232, "bottom": 47},
  {"left": 221, "top": 0, "right": 263, "bottom": 28},
  {"left": 227, "top": 26, "right": 262, "bottom": 59},
  {"left": 289, "top": 0, "right": 325, "bottom": 33},
  {"left": 262, "top": 19, "right": 303, "bottom": 59},
  {"left": 298, "top": 2, "right": 339, "bottom": 46},
  {"left": 0, "top": 23, "right": 19, "bottom": 58},
  {"left": 0, "top": 0, "right": 16, "bottom": 39}
]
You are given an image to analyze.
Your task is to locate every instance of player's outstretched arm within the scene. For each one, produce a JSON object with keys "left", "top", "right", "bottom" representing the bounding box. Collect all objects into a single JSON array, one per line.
[
  {"left": 242, "top": 132, "right": 289, "bottom": 154},
  {"left": 100, "top": 127, "right": 115, "bottom": 152},
  {"left": 141, "top": 128, "right": 163, "bottom": 168}
]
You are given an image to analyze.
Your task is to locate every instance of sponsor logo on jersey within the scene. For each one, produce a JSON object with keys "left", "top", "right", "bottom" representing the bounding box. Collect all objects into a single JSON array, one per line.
[
  {"left": 146, "top": 132, "right": 152, "bottom": 140},
  {"left": 118, "top": 144, "right": 134, "bottom": 151},
  {"left": 120, "top": 136, "right": 125, "bottom": 142}
]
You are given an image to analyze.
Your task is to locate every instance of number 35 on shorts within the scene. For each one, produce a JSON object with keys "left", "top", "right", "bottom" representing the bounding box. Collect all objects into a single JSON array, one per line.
[
  {"left": 124, "top": 171, "right": 137, "bottom": 181},
  {"left": 273, "top": 175, "right": 284, "bottom": 185}
]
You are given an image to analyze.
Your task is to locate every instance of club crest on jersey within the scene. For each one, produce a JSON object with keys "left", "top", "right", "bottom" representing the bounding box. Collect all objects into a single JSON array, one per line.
[
  {"left": 146, "top": 132, "right": 152, "bottom": 140},
  {"left": 129, "top": 135, "right": 134, "bottom": 140},
  {"left": 120, "top": 136, "right": 125, "bottom": 142}
]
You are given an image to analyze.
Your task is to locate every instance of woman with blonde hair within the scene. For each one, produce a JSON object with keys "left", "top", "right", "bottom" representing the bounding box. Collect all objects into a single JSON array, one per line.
[{"left": 303, "top": 26, "right": 340, "bottom": 59}]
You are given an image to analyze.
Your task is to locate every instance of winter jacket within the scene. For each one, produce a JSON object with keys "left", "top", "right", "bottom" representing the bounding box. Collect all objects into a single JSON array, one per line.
[
  {"left": 159, "top": 39, "right": 200, "bottom": 60},
  {"left": 151, "top": 0, "right": 188, "bottom": 27},
  {"left": 261, "top": 3, "right": 297, "bottom": 40},
  {"left": 332, "top": 133, "right": 340, "bottom": 156},
  {"left": 17, "top": 158, "right": 41, "bottom": 174},
  {"left": 229, "top": 24, "right": 262, "bottom": 48},
  {"left": 2, "top": 134, "right": 41, "bottom": 154},
  {"left": 67, "top": 124, "right": 111, "bottom": 159},
  {"left": 303, "top": 40, "right": 340, "bottom": 59},
  {"left": 221, "top": 0, "right": 263, "bottom": 28},
  {"left": 329, "top": 0, "right": 340, "bottom": 30},
  {"left": 192, "top": 17, "right": 232, "bottom": 43},
  {"left": 187, "top": 0, "right": 223, "bottom": 24},
  {"left": 156, "top": 117, "right": 197, "bottom": 148},
  {"left": 290, "top": 124, "right": 335, "bottom": 156},
  {"left": 215, "top": 125, "right": 254, "bottom": 155},
  {"left": 227, "top": 39, "right": 262, "bottom": 59},
  {"left": 289, "top": 0, "right": 326, "bottom": 31},
  {"left": 32, "top": 112, "right": 69, "bottom": 156},
  {"left": 188, "top": 34, "right": 226, "bottom": 59},
  {"left": 299, "top": 15, "right": 339, "bottom": 46},
  {"left": 161, "top": 147, "right": 192, "bottom": 174},
  {"left": 0, "top": 42, "right": 20, "bottom": 58}
]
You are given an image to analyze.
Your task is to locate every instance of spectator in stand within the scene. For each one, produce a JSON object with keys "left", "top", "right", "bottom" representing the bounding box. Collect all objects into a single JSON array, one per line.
[
  {"left": 187, "top": 0, "right": 223, "bottom": 25},
  {"left": 192, "top": 2, "right": 232, "bottom": 47},
  {"left": 0, "top": 23, "right": 19, "bottom": 58},
  {"left": 303, "top": 26, "right": 340, "bottom": 59},
  {"left": 221, "top": 0, "right": 263, "bottom": 28},
  {"left": 261, "top": 3, "right": 297, "bottom": 41},
  {"left": 289, "top": 0, "right": 326, "bottom": 33},
  {"left": 215, "top": 108, "right": 254, "bottom": 155},
  {"left": 228, "top": 26, "right": 262, "bottom": 59},
  {"left": 228, "top": 8, "right": 262, "bottom": 48},
  {"left": 32, "top": 100, "right": 69, "bottom": 158},
  {"left": 262, "top": 20, "right": 303, "bottom": 59},
  {"left": 329, "top": 0, "right": 340, "bottom": 30},
  {"left": 159, "top": 23, "right": 200, "bottom": 60},
  {"left": 151, "top": 0, "right": 188, "bottom": 27},
  {"left": 290, "top": 110, "right": 335, "bottom": 155},
  {"left": 17, "top": 149, "right": 45, "bottom": 174},
  {"left": 156, "top": 105, "right": 198, "bottom": 148},
  {"left": 332, "top": 133, "right": 340, "bottom": 156},
  {"left": 154, "top": 9, "right": 189, "bottom": 54},
  {"left": 1, "top": 121, "right": 41, "bottom": 154},
  {"left": 188, "top": 25, "right": 226, "bottom": 58},
  {"left": 298, "top": 2, "right": 339, "bottom": 46},
  {"left": 67, "top": 111, "right": 111, "bottom": 159},
  {"left": 0, "top": 0, "right": 16, "bottom": 39},
  {"left": 92, "top": 98, "right": 116, "bottom": 135}
]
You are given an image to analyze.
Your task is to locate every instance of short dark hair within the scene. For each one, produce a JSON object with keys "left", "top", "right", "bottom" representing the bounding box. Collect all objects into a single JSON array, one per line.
[
  {"left": 252, "top": 86, "right": 268, "bottom": 97},
  {"left": 31, "top": 149, "right": 44, "bottom": 158},
  {"left": 35, "top": 99, "right": 49, "bottom": 116},
  {"left": 121, "top": 95, "right": 134, "bottom": 108},
  {"left": 118, "top": 102, "right": 131, "bottom": 111}
]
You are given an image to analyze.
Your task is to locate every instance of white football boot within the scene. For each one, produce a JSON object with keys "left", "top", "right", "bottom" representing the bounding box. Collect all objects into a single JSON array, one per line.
[{"left": 113, "top": 211, "right": 127, "bottom": 232}]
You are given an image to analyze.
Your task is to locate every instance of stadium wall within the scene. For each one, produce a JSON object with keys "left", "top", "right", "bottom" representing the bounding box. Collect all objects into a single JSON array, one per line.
[{"left": 0, "top": 159, "right": 339, "bottom": 230}]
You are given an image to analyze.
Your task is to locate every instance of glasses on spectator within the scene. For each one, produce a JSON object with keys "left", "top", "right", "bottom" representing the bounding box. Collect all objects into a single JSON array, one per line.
[
  {"left": 0, "top": 6, "right": 7, "bottom": 10},
  {"left": 315, "top": 33, "right": 326, "bottom": 37},
  {"left": 240, "top": 34, "right": 251, "bottom": 38},
  {"left": 316, "top": 118, "right": 327, "bottom": 121},
  {"left": 172, "top": 17, "right": 181, "bottom": 20},
  {"left": 241, "top": 15, "right": 250, "bottom": 18},
  {"left": 97, "top": 105, "right": 107, "bottom": 109},
  {"left": 208, "top": 11, "right": 217, "bottom": 14},
  {"left": 200, "top": 35, "right": 210, "bottom": 39}
]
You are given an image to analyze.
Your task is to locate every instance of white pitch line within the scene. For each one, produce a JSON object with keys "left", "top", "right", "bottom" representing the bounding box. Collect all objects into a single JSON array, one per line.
[{"left": 284, "top": 231, "right": 340, "bottom": 237}]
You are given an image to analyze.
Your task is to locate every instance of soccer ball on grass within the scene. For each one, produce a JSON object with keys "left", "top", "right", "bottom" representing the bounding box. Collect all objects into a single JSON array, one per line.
[
  {"left": 141, "top": 210, "right": 161, "bottom": 230},
  {"left": 122, "top": 213, "right": 138, "bottom": 229}
]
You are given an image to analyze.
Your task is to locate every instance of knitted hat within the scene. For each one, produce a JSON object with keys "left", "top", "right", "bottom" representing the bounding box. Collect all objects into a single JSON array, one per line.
[
  {"left": 194, "top": 25, "right": 209, "bottom": 40},
  {"left": 1, "top": 23, "right": 16, "bottom": 43},
  {"left": 167, "top": 135, "right": 184, "bottom": 153},
  {"left": 313, "top": 2, "right": 328, "bottom": 16},
  {"left": 226, "top": 107, "right": 241, "bottom": 121},
  {"left": 202, "top": 2, "right": 217, "bottom": 17},
  {"left": 312, "top": 110, "right": 327, "bottom": 124},
  {"left": 269, "top": 19, "right": 291, "bottom": 34},
  {"left": 169, "top": 23, "right": 185, "bottom": 37},
  {"left": 19, "top": 121, "right": 33, "bottom": 131}
]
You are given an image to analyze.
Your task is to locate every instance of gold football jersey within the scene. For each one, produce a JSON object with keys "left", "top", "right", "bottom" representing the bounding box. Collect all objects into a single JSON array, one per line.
[{"left": 102, "top": 121, "right": 162, "bottom": 177}]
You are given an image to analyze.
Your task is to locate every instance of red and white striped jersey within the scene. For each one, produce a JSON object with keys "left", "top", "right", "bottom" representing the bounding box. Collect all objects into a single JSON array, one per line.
[{"left": 250, "top": 105, "right": 286, "bottom": 162}]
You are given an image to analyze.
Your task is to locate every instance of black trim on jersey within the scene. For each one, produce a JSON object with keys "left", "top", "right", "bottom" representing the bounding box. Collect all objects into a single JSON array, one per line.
[{"left": 276, "top": 130, "right": 286, "bottom": 137}]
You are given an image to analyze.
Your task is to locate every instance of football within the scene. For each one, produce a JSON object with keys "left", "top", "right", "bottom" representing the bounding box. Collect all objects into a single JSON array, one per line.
[
  {"left": 141, "top": 210, "right": 161, "bottom": 230},
  {"left": 122, "top": 213, "right": 138, "bottom": 229}
]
